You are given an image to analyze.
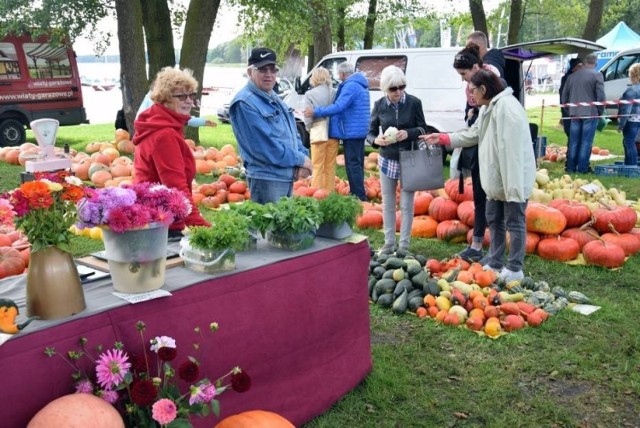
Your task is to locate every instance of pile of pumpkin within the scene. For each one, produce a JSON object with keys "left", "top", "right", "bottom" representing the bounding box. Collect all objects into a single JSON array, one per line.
[
  {"left": 368, "top": 250, "right": 591, "bottom": 338},
  {"left": 0, "top": 229, "right": 30, "bottom": 280},
  {"left": 354, "top": 175, "right": 640, "bottom": 269}
]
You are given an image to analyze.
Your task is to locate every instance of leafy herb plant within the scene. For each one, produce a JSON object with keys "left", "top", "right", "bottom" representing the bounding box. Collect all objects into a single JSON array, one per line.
[
  {"left": 188, "top": 210, "right": 249, "bottom": 251},
  {"left": 318, "top": 193, "right": 363, "bottom": 227},
  {"left": 260, "top": 196, "right": 322, "bottom": 235}
]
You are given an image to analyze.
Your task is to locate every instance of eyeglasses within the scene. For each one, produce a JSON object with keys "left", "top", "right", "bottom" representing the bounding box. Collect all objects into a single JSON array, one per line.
[
  {"left": 172, "top": 92, "right": 197, "bottom": 101},
  {"left": 388, "top": 85, "right": 406, "bottom": 92},
  {"left": 252, "top": 65, "right": 279, "bottom": 74}
]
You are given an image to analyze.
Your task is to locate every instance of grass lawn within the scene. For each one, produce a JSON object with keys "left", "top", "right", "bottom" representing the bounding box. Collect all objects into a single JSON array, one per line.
[{"left": 3, "top": 107, "right": 639, "bottom": 427}]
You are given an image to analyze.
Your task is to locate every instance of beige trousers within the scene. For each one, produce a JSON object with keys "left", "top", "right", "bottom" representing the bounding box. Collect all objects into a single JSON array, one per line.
[{"left": 310, "top": 138, "right": 340, "bottom": 192}]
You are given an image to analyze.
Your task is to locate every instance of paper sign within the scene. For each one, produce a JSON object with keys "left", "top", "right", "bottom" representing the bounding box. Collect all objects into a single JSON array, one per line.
[
  {"left": 113, "top": 289, "right": 172, "bottom": 304},
  {"left": 571, "top": 304, "right": 601, "bottom": 315},
  {"left": 580, "top": 183, "right": 601, "bottom": 194}
]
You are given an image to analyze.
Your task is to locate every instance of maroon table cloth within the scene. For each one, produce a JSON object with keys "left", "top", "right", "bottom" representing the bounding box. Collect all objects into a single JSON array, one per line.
[{"left": 0, "top": 240, "right": 372, "bottom": 427}]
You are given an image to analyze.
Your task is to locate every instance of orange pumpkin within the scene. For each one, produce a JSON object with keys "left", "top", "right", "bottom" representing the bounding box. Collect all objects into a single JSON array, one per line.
[
  {"left": 457, "top": 200, "right": 475, "bottom": 227},
  {"left": 356, "top": 210, "right": 383, "bottom": 229},
  {"left": 413, "top": 192, "right": 433, "bottom": 215},
  {"left": 592, "top": 205, "right": 637, "bottom": 234},
  {"left": 214, "top": 410, "right": 295, "bottom": 428},
  {"left": 525, "top": 203, "right": 567, "bottom": 235},
  {"left": 582, "top": 240, "right": 626, "bottom": 268},
  {"left": 428, "top": 196, "right": 459, "bottom": 222},
  {"left": 444, "top": 177, "right": 473, "bottom": 203},
  {"left": 561, "top": 226, "right": 599, "bottom": 249},
  {"left": 548, "top": 199, "right": 591, "bottom": 228},
  {"left": 537, "top": 236, "right": 580, "bottom": 261},
  {"left": 601, "top": 232, "right": 640, "bottom": 256},
  {"left": 436, "top": 220, "right": 469, "bottom": 243},
  {"left": 410, "top": 215, "right": 438, "bottom": 238},
  {"left": 0, "top": 247, "right": 26, "bottom": 279},
  {"left": 27, "top": 393, "right": 124, "bottom": 428},
  {"left": 229, "top": 181, "right": 248, "bottom": 194}
]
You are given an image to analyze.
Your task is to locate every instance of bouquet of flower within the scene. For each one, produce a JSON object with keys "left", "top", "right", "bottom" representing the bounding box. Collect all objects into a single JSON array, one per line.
[
  {"left": 76, "top": 182, "right": 191, "bottom": 233},
  {"left": 2, "top": 171, "right": 88, "bottom": 252},
  {"left": 46, "top": 321, "right": 251, "bottom": 427}
]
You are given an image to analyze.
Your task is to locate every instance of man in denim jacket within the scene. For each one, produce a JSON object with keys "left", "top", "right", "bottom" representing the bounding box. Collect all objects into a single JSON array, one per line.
[{"left": 230, "top": 47, "right": 312, "bottom": 204}]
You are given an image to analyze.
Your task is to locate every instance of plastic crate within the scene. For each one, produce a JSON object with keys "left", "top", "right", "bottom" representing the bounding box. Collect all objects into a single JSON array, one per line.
[
  {"left": 620, "top": 166, "right": 640, "bottom": 178},
  {"left": 594, "top": 164, "right": 622, "bottom": 176}
]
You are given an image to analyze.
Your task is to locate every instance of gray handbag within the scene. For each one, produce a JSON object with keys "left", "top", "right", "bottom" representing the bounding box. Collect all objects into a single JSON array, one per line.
[{"left": 399, "top": 140, "right": 444, "bottom": 191}]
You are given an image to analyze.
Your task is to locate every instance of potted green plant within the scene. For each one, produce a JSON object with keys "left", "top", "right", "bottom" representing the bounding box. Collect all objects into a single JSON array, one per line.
[
  {"left": 261, "top": 196, "right": 322, "bottom": 251},
  {"left": 180, "top": 210, "right": 250, "bottom": 273},
  {"left": 317, "top": 193, "right": 363, "bottom": 239},
  {"left": 228, "top": 200, "right": 268, "bottom": 251}
]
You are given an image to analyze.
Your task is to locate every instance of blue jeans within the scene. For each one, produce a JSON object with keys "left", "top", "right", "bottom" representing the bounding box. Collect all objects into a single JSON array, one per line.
[
  {"left": 567, "top": 118, "right": 598, "bottom": 173},
  {"left": 484, "top": 199, "right": 528, "bottom": 272},
  {"left": 342, "top": 138, "right": 367, "bottom": 201},
  {"left": 248, "top": 178, "right": 292, "bottom": 204},
  {"left": 622, "top": 122, "right": 640, "bottom": 165}
]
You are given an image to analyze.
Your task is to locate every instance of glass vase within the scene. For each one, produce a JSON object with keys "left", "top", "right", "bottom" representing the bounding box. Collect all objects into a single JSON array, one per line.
[
  {"left": 101, "top": 223, "right": 169, "bottom": 293},
  {"left": 26, "top": 246, "right": 86, "bottom": 320},
  {"left": 266, "top": 230, "right": 315, "bottom": 251}
]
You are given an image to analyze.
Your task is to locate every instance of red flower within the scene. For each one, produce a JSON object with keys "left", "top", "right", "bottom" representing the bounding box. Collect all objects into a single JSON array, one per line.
[
  {"left": 61, "top": 184, "right": 85, "bottom": 202},
  {"left": 157, "top": 347, "right": 177, "bottom": 362},
  {"left": 130, "top": 379, "right": 158, "bottom": 406},
  {"left": 231, "top": 370, "right": 251, "bottom": 393},
  {"left": 128, "top": 352, "right": 148, "bottom": 373},
  {"left": 178, "top": 360, "right": 200, "bottom": 382},
  {"left": 28, "top": 190, "right": 54, "bottom": 209},
  {"left": 19, "top": 181, "right": 49, "bottom": 199}
]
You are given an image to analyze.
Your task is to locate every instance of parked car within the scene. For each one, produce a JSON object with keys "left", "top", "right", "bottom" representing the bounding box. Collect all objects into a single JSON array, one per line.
[
  {"left": 598, "top": 47, "right": 640, "bottom": 117},
  {"left": 216, "top": 77, "right": 293, "bottom": 124},
  {"left": 285, "top": 38, "right": 604, "bottom": 149}
]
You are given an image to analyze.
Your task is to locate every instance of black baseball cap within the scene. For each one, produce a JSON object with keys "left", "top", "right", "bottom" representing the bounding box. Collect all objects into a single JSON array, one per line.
[{"left": 248, "top": 47, "right": 277, "bottom": 68}]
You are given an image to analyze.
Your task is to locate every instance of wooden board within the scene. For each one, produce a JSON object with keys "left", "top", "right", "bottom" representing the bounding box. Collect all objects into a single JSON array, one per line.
[{"left": 75, "top": 256, "right": 184, "bottom": 272}]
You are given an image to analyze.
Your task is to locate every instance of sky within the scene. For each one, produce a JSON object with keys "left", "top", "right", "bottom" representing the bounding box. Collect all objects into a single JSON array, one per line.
[
  {"left": 73, "top": 2, "right": 242, "bottom": 56},
  {"left": 73, "top": 0, "right": 501, "bottom": 56}
]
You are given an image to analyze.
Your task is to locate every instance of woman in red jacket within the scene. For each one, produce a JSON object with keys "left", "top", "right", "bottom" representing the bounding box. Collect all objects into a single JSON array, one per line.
[{"left": 133, "top": 67, "right": 210, "bottom": 239}]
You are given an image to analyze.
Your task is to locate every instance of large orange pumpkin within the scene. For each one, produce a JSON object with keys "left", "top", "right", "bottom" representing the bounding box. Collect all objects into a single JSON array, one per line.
[
  {"left": 0, "top": 247, "right": 26, "bottom": 279},
  {"left": 27, "top": 393, "right": 124, "bottom": 428},
  {"left": 215, "top": 410, "right": 295, "bottom": 428},
  {"left": 561, "top": 226, "right": 599, "bottom": 249},
  {"left": 428, "top": 196, "right": 458, "bottom": 222},
  {"left": 457, "top": 200, "right": 475, "bottom": 227},
  {"left": 548, "top": 199, "right": 591, "bottom": 228},
  {"left": 413, "top": 192, "right": 433, "bottom": 215},
  {"left": 356, "top": 210, "right": 383, "bottom": 229},
  {"left": 536, "top": 236, "right": 580, "bottom": 261},
  {"left": 411, "top": 215, "right": 438, "bottom": 238},
  {"left": 525, "top": 203, "right": 567, "bottom": 235},
  {"left": 582, "top": 240, "right": 626, "bottom": 268},
  {"left": 436, "top": 219, "right": 469, "bottom": 243},
  {"left": 592, "top": 205, "right": 637, "bottom": 234},
  {"left": 444, "top": 177, "right": 473, "bottom": 203}
]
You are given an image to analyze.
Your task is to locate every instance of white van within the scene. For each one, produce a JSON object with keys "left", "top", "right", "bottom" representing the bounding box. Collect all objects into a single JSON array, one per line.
[
  {"left": 598, "top": 47, "right": 640, "bottom": 114},
  {"left": 284, "top": 48, "right": 467, "bottom": 146}
]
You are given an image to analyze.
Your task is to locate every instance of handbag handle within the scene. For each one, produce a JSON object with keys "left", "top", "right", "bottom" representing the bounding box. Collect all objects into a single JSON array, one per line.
[{"left": 409, "top": 127, "right": 426, "bottom": 151}]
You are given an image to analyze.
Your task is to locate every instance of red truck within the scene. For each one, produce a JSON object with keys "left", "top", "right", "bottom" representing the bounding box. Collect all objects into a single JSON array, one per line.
[{"left": 0, "top": 33, "right": 87, "bottom": 146}]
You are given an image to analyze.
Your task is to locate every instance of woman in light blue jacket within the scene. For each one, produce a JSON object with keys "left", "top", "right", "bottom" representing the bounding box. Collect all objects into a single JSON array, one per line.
[
  {"left": 617, "top": 63, "right": 640, "bottom": 166},
  {"left": 422, "top": 70, "right": 536, "bottom": 283}
]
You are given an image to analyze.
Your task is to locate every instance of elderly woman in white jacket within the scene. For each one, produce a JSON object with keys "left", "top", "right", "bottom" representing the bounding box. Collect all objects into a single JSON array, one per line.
[
  {"left": 303, "top": 67, "right": 338, "bottom": 192},
  {"left": 422, "top": 70, "right": 536, "bottom": 283}
]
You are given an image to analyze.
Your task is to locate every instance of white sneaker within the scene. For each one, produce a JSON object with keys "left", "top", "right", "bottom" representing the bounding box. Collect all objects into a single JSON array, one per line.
[
  {"left": 483, "top": 264, "right": 501, "bottom": 273},
  {"left": 499, "top": 267, "right": 524, "bottom": 283}
]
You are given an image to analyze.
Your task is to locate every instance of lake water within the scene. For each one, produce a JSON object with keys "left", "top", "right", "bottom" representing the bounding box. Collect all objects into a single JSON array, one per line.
[{"left": 78, "top": 63, "right": 246, "bottom": 125}]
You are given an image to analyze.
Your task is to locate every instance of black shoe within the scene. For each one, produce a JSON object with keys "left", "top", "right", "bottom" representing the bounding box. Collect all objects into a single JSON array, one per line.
[{"left": 457, "top": 246, "right": 484, "bottom": 263}]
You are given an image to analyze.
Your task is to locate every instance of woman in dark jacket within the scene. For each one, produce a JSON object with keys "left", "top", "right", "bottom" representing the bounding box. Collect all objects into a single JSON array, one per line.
[{"left": 366, "top": 65, "right": 427, "bottom": 255}]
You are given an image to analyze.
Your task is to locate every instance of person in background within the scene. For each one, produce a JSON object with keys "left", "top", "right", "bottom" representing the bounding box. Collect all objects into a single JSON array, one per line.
[
  {"left": 133, "top": 67, "right": 211, "bottom": 240},
  {"left": 450, "top": 43, "right": 500, "bottom": 263},
  {"left": 229, "top": 47, "right": 312, "bottom": 204},
  {"left": 616, "top": 63, "right": 640, "bottom": 166},
  {"left": 560, "top": 53, "right": 606, "bottom": 173},
  {"left": 466, "top": 30, "right": 505, "bottom": 77},
  {"left": 559, "top": 58, "right": 583, "bottom": 139},
  {"left": 304, "top": 62, "right": 370, "bottom": 201},
  {"left": 303, "top": 67, "right": 339, "bottom": 192},
  {"left": 422, "top": 70, "right": 536, "bottom": 283},
  {"left": 366, "top": 65, "right": 427, "bottom": 256}
]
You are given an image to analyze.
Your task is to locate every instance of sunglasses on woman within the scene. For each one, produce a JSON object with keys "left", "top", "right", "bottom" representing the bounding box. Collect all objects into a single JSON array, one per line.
[
  {"left": 389, "top": 85, "right": 406, "bottom": 92},
  {"left": 172, "top": 92, "right": 198, "bottom": 101}
]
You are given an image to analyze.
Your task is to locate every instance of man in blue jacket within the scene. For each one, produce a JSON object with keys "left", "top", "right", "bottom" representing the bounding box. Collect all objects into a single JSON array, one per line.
[
  {"left": 230, "top": 47, "right": 312, "bottom": 204},
  {"left": 305, "top": 62, "right": 370, "bottom": 201}
]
